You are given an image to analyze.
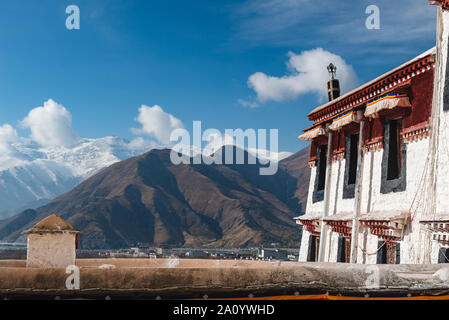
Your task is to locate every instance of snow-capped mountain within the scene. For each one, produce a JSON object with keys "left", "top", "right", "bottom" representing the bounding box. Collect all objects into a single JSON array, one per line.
[
  {"left": 0, "top": 133, "right": 293, "bottom": 220},
  {"left": 0, "top": 136, "right": 156, "bottom": 219}
]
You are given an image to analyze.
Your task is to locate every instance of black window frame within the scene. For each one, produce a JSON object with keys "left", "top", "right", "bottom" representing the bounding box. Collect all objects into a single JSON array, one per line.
[
  {"left": 312, "top": 144, "right": 327, "bottom": 203},
  {"left": 376, "top": 241, "right": 400, "bottom": 264},
  {"left": 438, "top": 248, "right": 449, "bottom": 263},
  {"left": 444, "top": 43, "right": 449, "bottom": 111},
  {"left": 343, "top": 133, "right": 359, "bottom": 199},
  {"left": 307, "top": 234, "right": 318, "bottom": 262},
  {"left": 380, "top": 119, "right": 407, "bottom": 194},
  {"left": 337, "top": 235, "right": 351, "bottom": 263}
]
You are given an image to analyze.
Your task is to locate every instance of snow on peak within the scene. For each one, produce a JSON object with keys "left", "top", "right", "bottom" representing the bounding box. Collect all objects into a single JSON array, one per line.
[{"left": 0, "top": 136, "right": 156, "bottom": 218}]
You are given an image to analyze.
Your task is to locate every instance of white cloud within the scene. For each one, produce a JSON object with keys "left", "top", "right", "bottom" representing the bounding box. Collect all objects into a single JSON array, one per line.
[
  {"left": 21, "top": 99, "right": 78, "bottom": 147},
  {"left": 237, "top": 98, "right": 259, "bottom": 108},
  {"left": 0, "top": 124, "right": 18, "bottom": 154},
  {"left": 128, "top": 137, "right": 160, "bottom": 151},
  {"left": 0, "top": 124, "right": 29, "bottom": 171},
  {"left": 246, "top": 48, "right": 358, "bottom": 103},
  {"left": 131, "top": 105, "right": 184, "bottom": 145}
]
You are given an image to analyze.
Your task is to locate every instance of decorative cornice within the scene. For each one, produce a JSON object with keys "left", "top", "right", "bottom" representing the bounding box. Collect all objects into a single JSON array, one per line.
[
  {"left": 421, "top": 221, "right": 449, "bottom": 232},
  {"left": 308, "top": 55, "right": 434, "bottom": 125},
  {"left": 429, "top": 0, "right": 449, "bottom": 10},
  {"left": 364, "top": 137, "right": 384, "bottom": 153},
  {"left": 421, "top": 220, "right": 449, "bottom": 244},
  {"left": 308, "top": 156, "right": 317, "bottom": 168},
  {"left": 359, "top": 220, "right": 403, "bottom": 240},
  {"left": 309, "top": 150, "right": 345, "bottom": 165},
  {"left": 401, "top": 121, "right": 430, "bottom": 143},
  {"left": 324, "top": 220, "right": 352, "bottom": 238},
  {"left": 298, "top": 219, "right": 320, "bottom": 235},
  {"left": 332, "top": 149, "right": 345, "bottom": 161}
]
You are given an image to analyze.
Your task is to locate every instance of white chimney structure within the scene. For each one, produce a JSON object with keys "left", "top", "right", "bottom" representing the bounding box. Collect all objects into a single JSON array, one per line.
[{"left": 24, "top": 214, "right": 80, "bottom": 268}]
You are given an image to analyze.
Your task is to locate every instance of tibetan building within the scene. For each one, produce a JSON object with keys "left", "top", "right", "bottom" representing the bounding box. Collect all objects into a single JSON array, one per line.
[{"left": 296, "top": 0, "right": 449, "bottom": 265}]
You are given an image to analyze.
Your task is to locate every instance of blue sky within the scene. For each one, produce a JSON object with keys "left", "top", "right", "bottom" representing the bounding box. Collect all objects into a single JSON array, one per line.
[{"left": 0, "top": 0, "right": 438, "bottom": 153}]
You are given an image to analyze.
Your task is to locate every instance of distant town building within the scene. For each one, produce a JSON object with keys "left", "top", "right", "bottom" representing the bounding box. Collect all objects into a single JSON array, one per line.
[
  {"left": 157, "top": 247, "right": 171, "bottom": 256},
  {"left": 287, "top": 254, "right": 299, "bottom": 261},
  {"left": 23, "top": 214, "right": 80, "bottom": 268},
  {"left": 257, "top": 249, "right": 288, "bottom": 261}
]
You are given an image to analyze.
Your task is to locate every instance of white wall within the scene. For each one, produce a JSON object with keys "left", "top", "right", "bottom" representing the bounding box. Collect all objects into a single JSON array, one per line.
[
  {"left": 298, "top": 229, "right": 311, "bottom": 262},
  {"left": 26, "top": 233, "right": 76, "bottom": 268},
  {"left": 303, "top": 135, "right": 431, "bottom": 264},
  {"left": 435, "top": 10, "right": 449, "bottom": 215},
  {"left": 306, "top": 139, "right": 429, "bottom": 214},
  {"left": 300, "top": 7, "right": 449, "bottom": 265}
]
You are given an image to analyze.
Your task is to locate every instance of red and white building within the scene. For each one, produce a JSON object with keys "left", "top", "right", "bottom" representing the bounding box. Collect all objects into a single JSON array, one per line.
[{"left": 296, "top": 1, "right": 449, "bottom": 264}]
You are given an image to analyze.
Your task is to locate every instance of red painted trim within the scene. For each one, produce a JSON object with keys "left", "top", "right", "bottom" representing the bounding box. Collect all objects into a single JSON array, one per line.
[
  {"left": 400, "top": 120, "right": 430, "bottom": 135},
  {"left": 298, "top": 219, "right": 320, "bottom": 234},
  {"left": 308, "top": 56, "right": 434, "bottom": 123},
  {"left": 307, "top": 156, "right": 317, "bottom": 167},
  {"left": 401, "top": 121, "right": 430, "bottom": 143},
  {"left": 366, "top": 136, "right": 383, "bottom": 144},
  {"left": 324, "top": 220, "right": 352, "bottom": 237},
  {"left": 364, "top": 136, "right": 384, "bottom": 152},
  {"left": 430, "top": 0, "right": 449, "bottom": 10}
]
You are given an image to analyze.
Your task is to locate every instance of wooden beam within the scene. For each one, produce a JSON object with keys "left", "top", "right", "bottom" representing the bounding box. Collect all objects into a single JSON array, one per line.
[{"left": 430, "top": 0, "right": 449, "bottom": 10}]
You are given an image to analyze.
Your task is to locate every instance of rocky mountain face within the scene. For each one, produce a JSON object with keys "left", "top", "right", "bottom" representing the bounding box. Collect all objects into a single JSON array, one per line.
[
  {"left": 0, "top": 146, "right": 311, "bottom": 249},
  {"left": 279, "top": 146, "right": 311, "bottom": 213},
  {"left": 0, "top": 137, "right": 154, "bottom": 219}
]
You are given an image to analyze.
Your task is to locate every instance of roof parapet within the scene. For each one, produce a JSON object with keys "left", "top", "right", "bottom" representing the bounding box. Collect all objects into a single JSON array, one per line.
[{"left": 307, "top": 47, "right": 436, "bottom": 123}]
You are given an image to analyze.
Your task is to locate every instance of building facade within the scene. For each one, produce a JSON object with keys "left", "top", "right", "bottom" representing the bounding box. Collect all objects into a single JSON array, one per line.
[{"left": 296, "top": 1, "right": 449, "bottom": 265}]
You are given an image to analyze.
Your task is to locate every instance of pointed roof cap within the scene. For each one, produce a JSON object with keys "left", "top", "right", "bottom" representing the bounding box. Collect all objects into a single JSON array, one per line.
[{"left": 23, "top": 214, "right": 80, "bottom": 234}]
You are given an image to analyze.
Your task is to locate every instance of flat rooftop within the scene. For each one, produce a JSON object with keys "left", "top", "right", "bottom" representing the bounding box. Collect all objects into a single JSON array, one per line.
[{"left": 0, "top": 259, "right": 448, "bottom": 299}]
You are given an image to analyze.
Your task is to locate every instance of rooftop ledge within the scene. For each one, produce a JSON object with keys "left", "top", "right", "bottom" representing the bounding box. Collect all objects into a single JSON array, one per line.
[
  {"left": 0, "top": 259, "right": 448, "bottom": 298},
  {"left": 307, "top": 47, "right": 436, "bottom": 119}
]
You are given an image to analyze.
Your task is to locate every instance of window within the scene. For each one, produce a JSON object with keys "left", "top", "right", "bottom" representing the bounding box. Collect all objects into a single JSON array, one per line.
[
  {"left": 380, "top": 120, "right": 406, "bottom": 194},
  {"left": 376, "top": 241, "right": 400, "bottom": 264},
  {"left": 438, "top": 248, "right": 449, "bottom": 263},
  {"left": 348, "top": 135, "right": 359, "bottom": 185},
  {"left": 387, "top": 120, "right": 401, "bottom": 180},
  {"left": 312, "top": 144, "right": 327, "bottom": 202},
  {"left": 317, "top": 146, "right": 327, "bottom": 191},
  {"left": 307, "top": 235, "right": 319, "bottom": 262},
  {"left": 337, "top": 235, "right": 351, "bottom": 263},
  {"left": 343, "top": 134, "right": 359, "bottom": 199}
]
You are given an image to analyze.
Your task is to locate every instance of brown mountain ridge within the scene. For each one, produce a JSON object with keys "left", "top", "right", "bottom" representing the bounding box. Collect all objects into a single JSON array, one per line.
[{"left": 0, "top": 146, "right": 310, "bottom": 249}]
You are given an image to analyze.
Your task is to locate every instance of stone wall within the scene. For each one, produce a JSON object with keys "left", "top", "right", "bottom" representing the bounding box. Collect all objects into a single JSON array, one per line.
[
  {"left": 26, "top": 233, "right": 76, "bottom": 268},
  {"left": 0, "top": 259, "right": 449, "bottom": 297}
]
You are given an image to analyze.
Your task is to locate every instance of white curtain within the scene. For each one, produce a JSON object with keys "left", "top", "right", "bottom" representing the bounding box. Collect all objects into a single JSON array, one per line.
[
  {"left": 298, "top": 126, "right": 327, "bottom": 141},
  {"left": 329, "top": 110, "right": 363, "bottom": 131},
  {"left": 364, "top": 94, "right": 411, "bottom": 118}
]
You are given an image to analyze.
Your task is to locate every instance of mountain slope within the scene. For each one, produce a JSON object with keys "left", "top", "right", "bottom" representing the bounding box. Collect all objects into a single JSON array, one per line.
[
  {"left": 279, "top": 146, "right": 311, "bottom": 213},
  {"left": 0, "top": 147, "right": 310, "bottom": 249},
  {"left": 0, "top": 137, "right": 154, "bottom": 218}
]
